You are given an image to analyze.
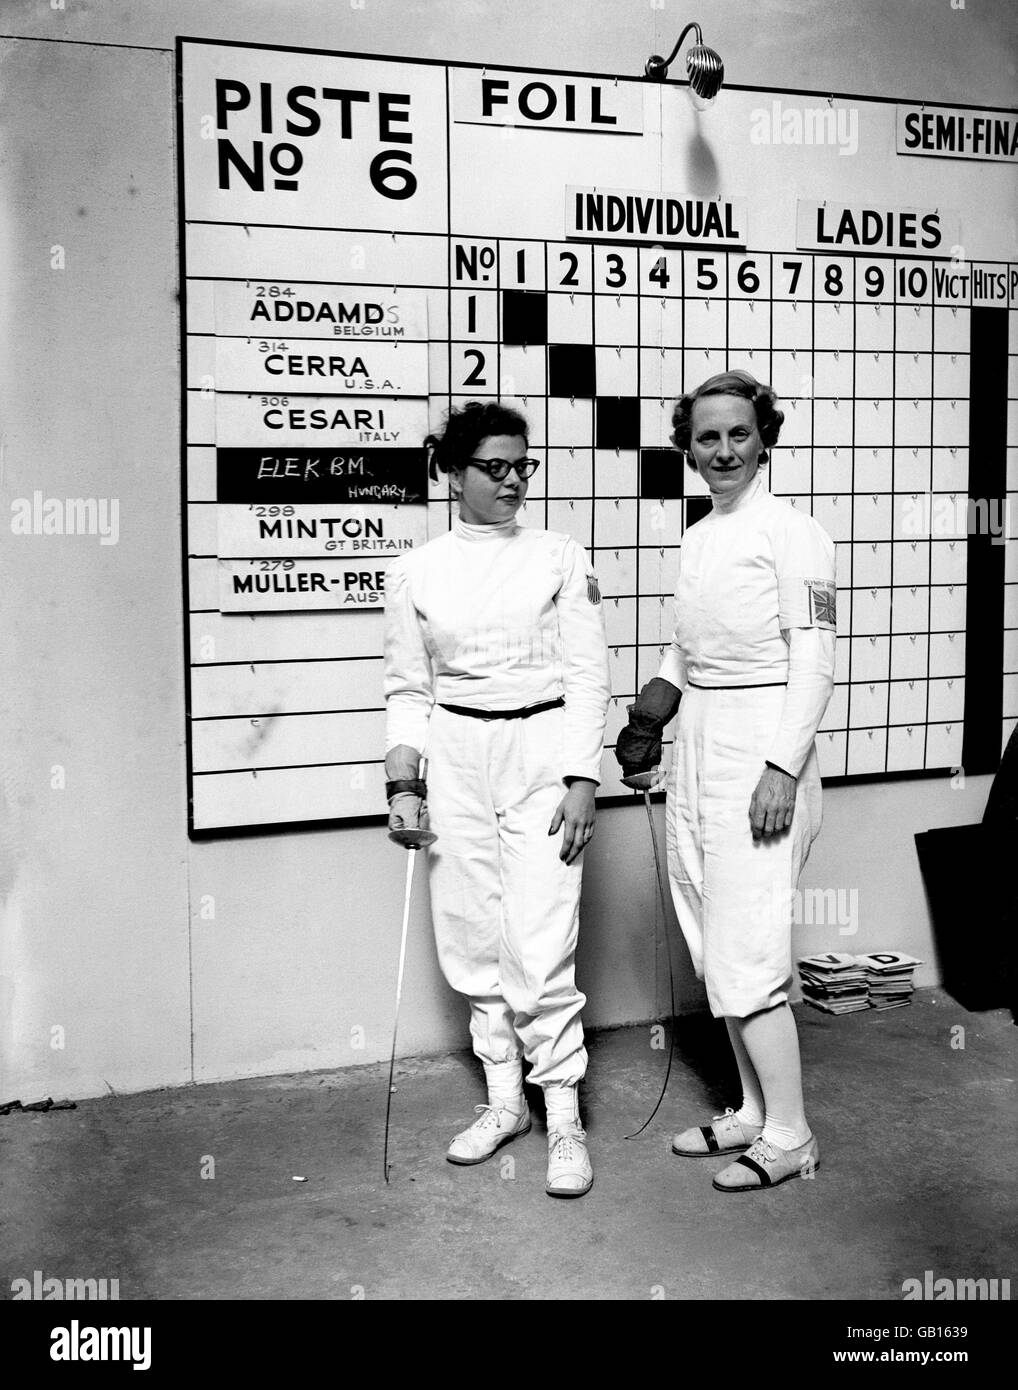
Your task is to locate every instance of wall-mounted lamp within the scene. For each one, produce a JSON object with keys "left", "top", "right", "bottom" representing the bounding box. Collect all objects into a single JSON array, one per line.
[{"left": 644, "top": 22, "right": 724, "bottom": 110}]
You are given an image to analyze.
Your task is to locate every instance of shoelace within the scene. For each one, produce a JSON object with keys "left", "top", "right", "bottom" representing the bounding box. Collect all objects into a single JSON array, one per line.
[
  {"left": 549, "top": 1127, "right": 587, "bottom": 1163},
  {"left": 712, "top": 1106, "right": 738, "bottom": 1125},
  {"left": 469, "top": 1104, "right": 516, "bottom": 1131},
  {"left": 744, "top": 1137, "right": 778, "bottom": 1165}
]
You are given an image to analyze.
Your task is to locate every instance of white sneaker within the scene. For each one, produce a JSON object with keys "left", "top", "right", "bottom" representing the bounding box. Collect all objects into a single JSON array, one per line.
[
  {"left": 446, "top": 1104, "right": 531, "bottom": 1165},
  {"left": 546, "top": 1123, "right": 593, "bottom": 1198}
]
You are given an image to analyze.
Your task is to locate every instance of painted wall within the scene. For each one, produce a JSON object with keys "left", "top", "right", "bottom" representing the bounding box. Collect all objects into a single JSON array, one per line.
[{"left": 1, "top": 0, "right": 1013, "bottom": 1100}]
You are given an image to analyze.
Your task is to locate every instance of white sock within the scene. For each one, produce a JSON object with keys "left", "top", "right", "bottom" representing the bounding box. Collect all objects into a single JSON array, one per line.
[
  {"left": 484, "top": 1060, "right": 525, "bottom": 1113},
  {"left": 724, "top": 1018, "right": 766, "bottom": 1130},
  {"left": 761, "top": 1114, "right": 812, "bottom": 1149},
  {"left": 543, "top": 1083, "right": 580, "bottom": 1131}
]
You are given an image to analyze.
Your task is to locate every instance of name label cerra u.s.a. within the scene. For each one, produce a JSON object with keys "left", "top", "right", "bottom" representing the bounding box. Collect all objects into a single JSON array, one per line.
[
  {"left": 214, "top": 339, "right": 430, "bottom": 395},
  {"left": 566, "top": 186, "right": 747, "bottom": 246}
]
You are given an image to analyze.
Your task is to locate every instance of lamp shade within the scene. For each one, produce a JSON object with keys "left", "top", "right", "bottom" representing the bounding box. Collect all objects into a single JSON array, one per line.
[{"left": 686, "top": 44, "right": 724, "bottom": 103}]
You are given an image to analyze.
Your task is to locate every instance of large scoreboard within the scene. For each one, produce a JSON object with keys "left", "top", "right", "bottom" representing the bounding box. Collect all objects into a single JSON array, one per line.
[{"left": 177, "top": 38, "right": 1018, "bottom": 833}]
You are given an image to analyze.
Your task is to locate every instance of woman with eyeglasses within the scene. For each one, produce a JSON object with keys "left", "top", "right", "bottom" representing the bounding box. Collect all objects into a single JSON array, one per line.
[{"left": 383, "top": 401, "right": 610, "bottom": 1198}]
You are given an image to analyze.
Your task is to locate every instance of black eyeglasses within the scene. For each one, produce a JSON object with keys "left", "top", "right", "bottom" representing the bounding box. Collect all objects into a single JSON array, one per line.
[{"left": 466, "top": 457, "right": 541, "bottom": 482}]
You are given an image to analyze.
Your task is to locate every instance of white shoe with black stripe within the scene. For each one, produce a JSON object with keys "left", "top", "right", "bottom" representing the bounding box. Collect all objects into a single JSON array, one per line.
[{"left": 712, "top": 1133, "right": 820, "bottom": 1192}]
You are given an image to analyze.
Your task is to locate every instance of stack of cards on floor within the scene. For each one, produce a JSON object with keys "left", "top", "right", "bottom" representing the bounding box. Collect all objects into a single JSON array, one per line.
[
  {"left": 855, "top": 952, "right": 922, "bottom": 1009},
  {"left": 797, "top": 953, "right": 870, "bottom": 1013}
]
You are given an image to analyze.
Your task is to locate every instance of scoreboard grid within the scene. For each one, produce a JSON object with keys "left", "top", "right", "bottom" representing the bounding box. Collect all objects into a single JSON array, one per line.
[{"left": 177, "top": 39, "right": 1018, "bottom": 834}]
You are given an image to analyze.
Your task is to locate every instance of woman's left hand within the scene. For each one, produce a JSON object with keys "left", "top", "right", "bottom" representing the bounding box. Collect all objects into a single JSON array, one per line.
[
  {"left": 749, "top": 765, "right": 797, "bottom": 840},
  {"left": 549, "top": 779, "right": 597, "bottom": 864}
]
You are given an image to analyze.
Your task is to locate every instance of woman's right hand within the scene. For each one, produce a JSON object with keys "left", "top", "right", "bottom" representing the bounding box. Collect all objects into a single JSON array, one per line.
[
  {"left": 385, "top": 743, "right": 429, "bottom": 836},
  {"left": 748, "top": 764, "right": 797, "bottom": 840},
  {"left": 388, "top": 791, "right": 430, "bottom": 837}
]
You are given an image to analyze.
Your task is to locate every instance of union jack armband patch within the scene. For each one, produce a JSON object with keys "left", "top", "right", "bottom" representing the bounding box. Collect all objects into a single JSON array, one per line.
[
  {"left": 806, "top": 579, "right": 837, "bottom": 629},
  {"left": 587, "top": 575, "right": 601, "bottom": 605}
]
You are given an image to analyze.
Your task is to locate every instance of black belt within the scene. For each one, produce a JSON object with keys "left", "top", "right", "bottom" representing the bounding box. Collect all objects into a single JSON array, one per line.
[
  {"left": 438, "top": 696, "right": 565, "bottom": 721},
  {"left": 687, "top": 681, "right": 788, "bottom": 690}
]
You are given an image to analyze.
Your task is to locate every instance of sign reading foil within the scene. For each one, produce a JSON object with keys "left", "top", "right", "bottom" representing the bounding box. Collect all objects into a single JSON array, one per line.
[
  {"left": 217, "top": 503, "right": 427, "bottom": 557},
  {"left": 451, "top": 68, "right": 643, "bottom": 134},
  {"left": 214, "top": 282, "right": 429, "bottom": 339},
  {"left": 218, "top": 558, "right": 390, "bottom": 611},
  {"left": 796, "top": 200, "right": 960, "bottom": 255},
  {"left": 897, "top": 105, "right": 1018, "bottom": 163},
  {"left": 214, "top": 393, "right": 427, "bottom": 445},
  {"left": 214, "top": 339, "right": 429, "bottom": 394},
  {"left": 216, "top": 447, "right": 428, "bottom": 503},
  {"left": 566, "top": 186, "right": 747, "bottom": 245}
]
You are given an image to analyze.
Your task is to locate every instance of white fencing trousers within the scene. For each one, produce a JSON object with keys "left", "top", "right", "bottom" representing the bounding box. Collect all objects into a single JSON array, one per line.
[
  {"left": 425, "top": 704, "right": 588, "bottom": 1088},
  {"left": 665, "top": 685, "right": 823, "bottom": 1019}
]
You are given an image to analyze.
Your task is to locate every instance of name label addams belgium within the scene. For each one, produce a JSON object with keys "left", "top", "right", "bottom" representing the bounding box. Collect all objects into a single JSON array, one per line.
[
  {"left": 213, "top": 282, "right": 429, "bottom": 340},
  {"left": 566, "top": 186, "right": 747, "bottom": 246}
]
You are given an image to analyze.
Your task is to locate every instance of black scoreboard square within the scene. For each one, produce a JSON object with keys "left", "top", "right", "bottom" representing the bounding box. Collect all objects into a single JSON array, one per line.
[
  {"left": 640, "top": 448, "right": 683, "bottom": 499},
  {"left": 501, "top": 290, "right": 547, "bottom": 346},
  {"left": 685, "top": 496, "right": 713, "bottom": 528},
  {"left": 548, "top": 343, "right": 596, "bottom": 397},
  {"left": 595, "top": 396, "right": 640, "bottom": 450}
]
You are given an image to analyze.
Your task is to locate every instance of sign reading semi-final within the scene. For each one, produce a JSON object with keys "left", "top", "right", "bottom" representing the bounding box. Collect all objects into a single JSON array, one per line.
[{"left": 897, "top": 105, "right": 1018, "bottom": 163}]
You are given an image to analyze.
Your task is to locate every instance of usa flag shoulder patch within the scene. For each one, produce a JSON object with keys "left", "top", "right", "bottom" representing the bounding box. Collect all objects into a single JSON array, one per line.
[{"left": 587, "top": 575, "right": 601, "bottom": 605}]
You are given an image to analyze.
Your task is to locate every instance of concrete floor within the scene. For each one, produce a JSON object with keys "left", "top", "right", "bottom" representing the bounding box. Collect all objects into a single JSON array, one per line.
[{"left": 2, "top": 990, "right": 1014, "bottom": 1301}]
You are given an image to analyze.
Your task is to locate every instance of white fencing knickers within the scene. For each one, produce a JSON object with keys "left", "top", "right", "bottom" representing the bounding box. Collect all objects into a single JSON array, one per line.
[
  {"left": 425, "top": 703, "right": 588, "bottom": 1088},
  {"left": 665, "top": 684, "right": 823, "bottom": 1019}
]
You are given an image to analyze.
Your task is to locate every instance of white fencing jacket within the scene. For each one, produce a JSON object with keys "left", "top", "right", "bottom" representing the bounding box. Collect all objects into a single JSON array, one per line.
[
  {"left": 384, "top": 516, "right": 611, "bottom": 784},
  {"left": 659, "top": 474, "right": 837, "bottom": 777}
]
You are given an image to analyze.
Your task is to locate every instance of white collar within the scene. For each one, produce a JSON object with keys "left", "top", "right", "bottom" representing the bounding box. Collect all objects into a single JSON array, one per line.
[
  {"left": 709, "top": 471, "right": 767, "bottom": 517},
  {"left": 452, "top": 514, "right": 521, "bottom": 541}
]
